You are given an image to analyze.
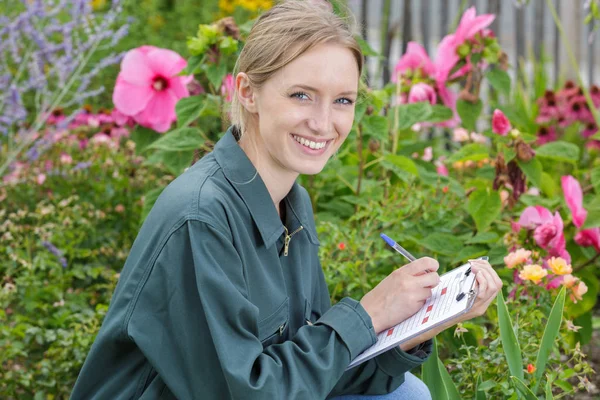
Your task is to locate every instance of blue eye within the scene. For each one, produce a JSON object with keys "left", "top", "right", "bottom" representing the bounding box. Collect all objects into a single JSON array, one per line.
[
  {"left": 336, "top": 97, "right": 354, "bottom": 105},
  {"left": 291, "top": 91, "right": 310, "bottom": 101}
]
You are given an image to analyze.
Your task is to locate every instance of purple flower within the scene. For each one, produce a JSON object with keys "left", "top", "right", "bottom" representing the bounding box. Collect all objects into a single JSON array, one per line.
[{"left": 42, "top": 240, "right": 68, "bottom": 268}]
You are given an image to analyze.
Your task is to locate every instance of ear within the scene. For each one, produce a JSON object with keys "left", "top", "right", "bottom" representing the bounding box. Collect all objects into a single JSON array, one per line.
[{"left": 235, "top": 72, "right": 258, "bottom": 113}]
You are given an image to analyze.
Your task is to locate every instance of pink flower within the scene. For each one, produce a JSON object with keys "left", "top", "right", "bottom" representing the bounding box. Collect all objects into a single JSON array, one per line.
[
  {"left": 36, "top": 173, "right": 46, "bottom": 185},
  {"left": 571, "top": 281, "right": 588, "bottom": 303},
  {"left": 536, "top": 126, "right": 558, "bottom": 145},
  {"left": 407, "top": 83, "right": 437, "bottom": 104},
  {"left": 504, "top": 248, "right": 531, "bottom": 269},
  {"left": 221, "top": 74, "right": 235, "bottom": 103},
  {"left": 453, "top": 127, "right": 470, "bottom": 142},
  {"left": 393, "top": 42, "right": 436, "bottom": 81},
  {"left": 435, "top": 160, "right": 448, "bottom": 176},
  {"left": 422, "top": 146, "right": 433, "bottom": 162},
  {"left": 518, "top": 206, "right": 566, "bottom": 254},
  {"left": 470, "top": 132, "right": 487, "bottom": 144},
  {"left": 60, "top": 153, "right": 73, "bottom": 165},
  {"left": 561, "top": 175, "right": 587, "bottom": 228},
  {"left": 492, "top": 109, "right": 511, "bottom": 135},
  {"left": 575, "top": 228, "right": 600, "bottom": 252},
  {"left": 113, "top": 46, "right": 193, "bottom": 133},
  {"left": 434, "top": 7, "right": 495, "bottom": 84}
]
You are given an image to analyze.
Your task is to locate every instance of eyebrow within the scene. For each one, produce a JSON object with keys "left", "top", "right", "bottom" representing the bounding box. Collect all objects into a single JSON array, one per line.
[{"left": 291, "top": 84, "right": 357, "bottom": 97}]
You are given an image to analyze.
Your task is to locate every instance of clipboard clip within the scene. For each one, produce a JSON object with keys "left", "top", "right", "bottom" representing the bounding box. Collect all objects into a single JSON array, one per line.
[{"left": 455, "top": 256, "right": 489, "bottom": 301}]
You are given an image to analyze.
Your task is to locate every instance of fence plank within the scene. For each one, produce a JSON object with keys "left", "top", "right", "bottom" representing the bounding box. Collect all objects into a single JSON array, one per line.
[
  {"left": 488, "top": 0, "right": 501, "bottom": 40},
  {"left": 554, "top": 0, "right": 560, "bottom": 83},
  {"left": 401, "top": 0, "right": 413, "bottom": 54},
  {"left": 420, "top": 0, "right": 430, "bottom": 53},
  {"left": 515, "top": 3, "right": 526, "bottom": 79},
  {"left": 534, "top": 0, "right": 544, "bottom": 61},
  {"left": 440, "top": 0, "right": 449, "bottom": 38}
]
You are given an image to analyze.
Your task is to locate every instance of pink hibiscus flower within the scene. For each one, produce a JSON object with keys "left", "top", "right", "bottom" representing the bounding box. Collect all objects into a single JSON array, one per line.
[
  {"left": 392, "top": 42, "right": 436, "bottom": 82},
  {"left": 492, "top": 109, "right": 511, "bottom": 136},
  {"left": 113, "top": 46, "right": 193, "bottom": 133},
  {"left": 434, "top": 7, "right": 495, "bottom": 85},
  {"left": 561, "top": 175, "right": 587, "bottom": 228}
]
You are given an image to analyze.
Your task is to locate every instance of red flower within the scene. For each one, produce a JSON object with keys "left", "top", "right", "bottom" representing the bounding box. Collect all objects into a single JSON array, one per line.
[
  {"left": 527, "top": 364, "right": 536, "bottom": 374},
  {"left": 337, "top": 242, "right": 346, "bottom": 250}
]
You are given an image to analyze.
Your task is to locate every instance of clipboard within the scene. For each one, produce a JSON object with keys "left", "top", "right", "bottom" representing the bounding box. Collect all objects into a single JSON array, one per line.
[{"left": 346, "top": 257, "right": 486, "bottom": 370}]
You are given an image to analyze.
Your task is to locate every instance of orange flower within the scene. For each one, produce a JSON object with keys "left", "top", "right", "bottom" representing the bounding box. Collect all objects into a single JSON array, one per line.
[
  {"left": 504, "top": 248, "right": 531, "bottom": 269},
  {"left": 527, "top": 364, "right": 536, "bottom": 374},
  {"left": 547, "top": 257, "right": 572, "bottom": 275},
  {"left": 442, "top": 186, "right": 449, "bottom": 193},
  {"left": 519, "top": 264, "right": 547, "bottom": 283},
  {"left": 337, "top": 242, "right": 346, "bottom": 251}
]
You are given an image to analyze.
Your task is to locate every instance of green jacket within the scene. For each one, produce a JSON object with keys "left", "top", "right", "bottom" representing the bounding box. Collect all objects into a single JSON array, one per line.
[{"left": 71, "top": 128, "right": 431, "bottom": 400}]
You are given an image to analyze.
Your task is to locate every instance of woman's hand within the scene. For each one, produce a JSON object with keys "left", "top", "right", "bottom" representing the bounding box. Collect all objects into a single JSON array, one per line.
[
  {"left": 396, "top": 259, "right": 502, "bottom": 351},
  {"left": 457, "top": 258, "right": 503, "bottom": 320},
  {"left": 360, "top": 257, "right": 440, "bottom": 334}
]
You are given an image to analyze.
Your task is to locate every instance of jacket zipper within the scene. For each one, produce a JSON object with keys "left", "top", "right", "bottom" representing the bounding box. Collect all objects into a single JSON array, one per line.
[
  {"left": 279, "top": 323, "right": 286, "bottom": 336},
  {"left": 282, "top": 225, "right": 304, "bottom": 256}
]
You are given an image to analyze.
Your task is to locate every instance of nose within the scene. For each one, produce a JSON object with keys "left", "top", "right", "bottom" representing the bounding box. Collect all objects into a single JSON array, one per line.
[{"left": 307, "top": 103, "right": 332, "bottom": 135}]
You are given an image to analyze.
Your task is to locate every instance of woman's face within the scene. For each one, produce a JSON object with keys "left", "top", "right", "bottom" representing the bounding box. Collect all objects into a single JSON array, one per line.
[{"left": 245, "top": 43, "right": 359, "bottom": 176}]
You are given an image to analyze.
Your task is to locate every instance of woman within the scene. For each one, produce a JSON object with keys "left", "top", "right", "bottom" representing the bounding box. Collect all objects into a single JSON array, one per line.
[{"left": 72, "top": 1, "right": 502, "bottom": 399}]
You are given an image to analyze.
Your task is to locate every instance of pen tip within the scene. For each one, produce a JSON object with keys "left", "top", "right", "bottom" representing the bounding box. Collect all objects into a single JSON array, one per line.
[{"left": 380, "top": 233, "right": 395, "bottom": 247}]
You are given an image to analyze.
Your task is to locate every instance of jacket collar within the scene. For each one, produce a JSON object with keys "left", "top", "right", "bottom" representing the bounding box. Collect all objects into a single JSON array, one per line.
[{"left": 213, "top": 127, "right": 319, "bottom": 248}]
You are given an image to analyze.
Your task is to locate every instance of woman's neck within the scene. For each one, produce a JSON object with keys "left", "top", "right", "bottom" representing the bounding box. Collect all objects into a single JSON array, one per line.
[{"left": 237, "top": 129, "right": 298, "bottom": 216}]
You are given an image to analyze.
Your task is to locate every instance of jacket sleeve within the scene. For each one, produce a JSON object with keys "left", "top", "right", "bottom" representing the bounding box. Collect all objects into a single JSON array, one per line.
[
  {"left": 125, "top": 219, "right": 380, "bottom": 400},
  {"left": 311, "top": 261, "right": 433, "bottom": 398}
]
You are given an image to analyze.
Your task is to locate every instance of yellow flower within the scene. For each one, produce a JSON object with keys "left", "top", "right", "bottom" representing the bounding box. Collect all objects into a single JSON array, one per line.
[
  {"left": 504, "top": 248, "right": 531, "bottom": 269},
  {"left": 547, "top": 257, "right": 572, "bottom": 275},
  {"left": 570, "top": 281, "right": 588, "bottom": 303},
  {"left": 91, "top": 0, "right": 107, "bottom": 11},
  {"left": 519, "top": 264, "right": 547, "bottom": 284}
]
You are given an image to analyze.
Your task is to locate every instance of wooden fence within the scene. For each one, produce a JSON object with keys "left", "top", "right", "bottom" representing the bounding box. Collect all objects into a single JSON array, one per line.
[{"left": 347, "top": 0, "right": 598, "bottom": 88}]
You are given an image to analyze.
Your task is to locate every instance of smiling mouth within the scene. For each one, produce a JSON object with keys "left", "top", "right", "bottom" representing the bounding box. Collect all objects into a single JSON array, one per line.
[{"left": 291, "top": 134, "right": 332, "bottom": 150}]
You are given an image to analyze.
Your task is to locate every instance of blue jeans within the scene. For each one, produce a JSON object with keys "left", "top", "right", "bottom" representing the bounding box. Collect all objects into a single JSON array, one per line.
[{"left": 330, "top": 372, "right": 432, "bottom": 400}]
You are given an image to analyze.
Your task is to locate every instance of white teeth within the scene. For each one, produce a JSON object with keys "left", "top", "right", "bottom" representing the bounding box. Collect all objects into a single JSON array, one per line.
[{"left": 293, "top": 134, "right": 327, "bottom": 150}]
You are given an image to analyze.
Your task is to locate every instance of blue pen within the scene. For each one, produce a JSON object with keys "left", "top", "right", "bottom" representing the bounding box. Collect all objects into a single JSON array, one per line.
[{"left": 380, "top": 233, "right": 417, "bottom": 263}]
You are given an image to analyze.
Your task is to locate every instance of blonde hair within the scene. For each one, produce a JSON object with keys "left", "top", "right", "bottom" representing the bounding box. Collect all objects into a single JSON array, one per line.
[{"left": 229, "top": 0, "right": 363, "bottom": 134}]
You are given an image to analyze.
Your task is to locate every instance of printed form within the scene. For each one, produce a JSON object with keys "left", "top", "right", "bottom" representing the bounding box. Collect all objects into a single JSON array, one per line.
[{"left": 348, "top": 262, "right": 477, "bottom": 369}]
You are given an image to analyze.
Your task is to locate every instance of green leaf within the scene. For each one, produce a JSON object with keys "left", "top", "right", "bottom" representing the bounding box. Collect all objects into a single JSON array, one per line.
[
  {"left": 545, "top": 375, "right": 554, "bottom": 400},
  {"left": 510, "top": 376, "right": 538, "bottom": 400},
  {"left": 437, "top": 358, "right": 461, "bottom": 400},
  {"left": 418, "top": 233, "right": 463, "bottom": 255},
  {"left": 466, "top": 188, "right": 502, "bottom": 232},
  {"left": 582, "top": 205, "right": 600, "bottom": 229},
  {"left": 497, "top": 291, "right": 524, "bottom": 381},
  {"left": 591, "top": 166, "right": 600, "bottom": 194},
  {"left": 362, "top": 115, "right": 389, "bottom": 140},
  {"left": 533, "top": 287, "right": 566, "bottom": 393},
  {"left": 175, "top": 95, "right": 207, "bottom": 128},
  {"left": 147, "top": 128, "right": 206, "bottom": 152},
  {"left": 475, "top": 376, "right": 487, "bottom": 400},
  {"left": 181, "top": 55, "right": 205, "bottom": 75},
  {"left": 451, "top": 245, "right": 487, "bottom": 263},
  {"left": 486, "top": 68, "right": 511, "bottom": 96},
  {"left": 422, "top": 339, "right": 459, "bottom": 400},
  {"left": 517, "top": 157, "right": 543, "bottom": 188},
  {"left": 382, "top": 154, "right": 418, "bottom": 182},
  {"left": 535, "top": 141, "right": 580, "bottom": 163},
  {"left": 130, "top": 126, "right": 160, "bottom": 154},
  {"left": 540, "top": 172, "right": 558, "bottom": 197},
  {"left": 422, "top": 339, "right": 447, "bottom": 400},
  {"left": 446, "top": 143, "right": 490, "bottom": 163},
  {"left": 355, "top": 35, "right": 380, "bottom": 57},
  {"left": 456, "top": 99, "right": 483, "bottom": 132},
  {"left": 466, "top": 232, "right": 499, "bottom": 244},
  {"left": 427, "top": 105, "right": 454, "bottom": 123},
  {"left": 395, "top": 102, "right": 433, "bottom": 130},
  {"left": 144, "top": 149, "right": 194, "bottom": 176},
  {"left": 204, "top": 61, "right": 228, "bottom": 91}
]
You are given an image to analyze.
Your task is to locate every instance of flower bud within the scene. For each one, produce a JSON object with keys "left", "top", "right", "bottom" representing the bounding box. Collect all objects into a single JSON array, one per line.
[{"left": 515, "top": 140, "right": 535, "bottom": 162}]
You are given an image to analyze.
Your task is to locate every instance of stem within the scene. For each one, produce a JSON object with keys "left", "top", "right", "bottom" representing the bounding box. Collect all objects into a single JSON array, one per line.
[
  {"left": 573, "top": 252, "right": 600, "bottom": 273},
  {"left": 546, "top": 0, "right": 600, "bottom": 127},
  {"left": 392, "top": 71, "right": 402, "bottom": 154}
]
